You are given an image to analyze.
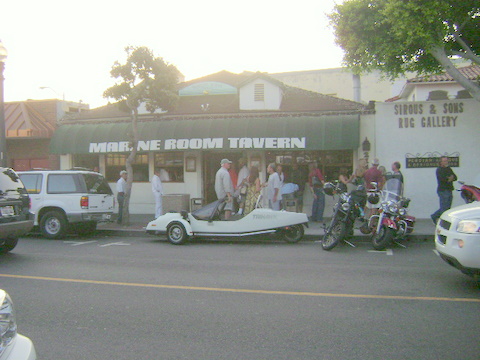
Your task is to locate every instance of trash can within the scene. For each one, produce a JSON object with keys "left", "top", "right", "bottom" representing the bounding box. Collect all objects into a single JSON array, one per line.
[
  {"left": 162, "top": 194, "right": 190, "bottom": 213},
  {"left": 282, "top": 193, "right": 297, "bottom": 212}
]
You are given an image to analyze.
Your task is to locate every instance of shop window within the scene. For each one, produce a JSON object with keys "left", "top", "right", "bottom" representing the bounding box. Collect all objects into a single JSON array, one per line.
[
  {"left": 266, "top": 150, "right": 353, "bottom": 182},
  {"left": 154, "top": 152, "right": 184, "bottom": 182},
  {"left": 105, "top": 154, "right": 149, "bottom": 182},
  {"left": 72, "top": 154, "right": 100, "bottom": 172}
]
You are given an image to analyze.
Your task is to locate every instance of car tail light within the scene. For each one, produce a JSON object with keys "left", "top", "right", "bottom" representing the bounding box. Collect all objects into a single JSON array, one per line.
[{"left": 80, "top": 196, "right": 89, "bottom": 209}]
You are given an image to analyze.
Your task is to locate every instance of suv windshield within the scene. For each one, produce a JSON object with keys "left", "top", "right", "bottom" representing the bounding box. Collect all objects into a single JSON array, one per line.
[{"left": 84, "top": 174, "right": 113, "bottom": 195}]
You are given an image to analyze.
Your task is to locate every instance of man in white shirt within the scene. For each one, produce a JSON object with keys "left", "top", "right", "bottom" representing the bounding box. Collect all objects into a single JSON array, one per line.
[
  {"left": 267, "top": 163, "right": 282, "bottom": 210},
  {"left": 152, "top": 168, "right": 164, "bottom": 218},
  {"left": 215, "top": 159, "right": 234, "bottom": 219},
  {"left": 236, "top": 158, "right": 250, "bottom": 215},
  {"left": 116, "top": 170, "right": 127, "bottom": 224}
]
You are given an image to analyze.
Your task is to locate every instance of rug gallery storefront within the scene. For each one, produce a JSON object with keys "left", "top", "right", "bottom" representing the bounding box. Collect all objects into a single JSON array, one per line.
[
  {"left": 373, "top": 98, "right": 480, "bottom": 218},
  {"left": 49, "top": 114, "right": 362, "bottom": 214}
]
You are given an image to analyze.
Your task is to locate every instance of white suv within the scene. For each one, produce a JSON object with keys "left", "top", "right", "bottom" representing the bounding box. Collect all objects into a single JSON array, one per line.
[
  {"left": 435, "top": 201, "right": 480, "bottom": 279},
  {"left": 18, "top": 170, "right": 114, "bottom": 239}
]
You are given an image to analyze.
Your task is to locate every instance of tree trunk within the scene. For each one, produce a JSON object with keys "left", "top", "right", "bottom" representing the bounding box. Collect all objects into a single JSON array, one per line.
[
  {"left": 121, "top": 106, "right": 139, "bottom": 225},
  {"left": 430, "top": 45, "right": 480, "bottom": 102}
]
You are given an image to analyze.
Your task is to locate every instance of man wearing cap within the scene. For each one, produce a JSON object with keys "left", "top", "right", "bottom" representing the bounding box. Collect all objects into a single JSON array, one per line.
[
  {"left": 215, "top": 159, "right": 235, "bottom": 219},
  {"left": 116, "top": 170, "right": 128, "bottom": 224}
]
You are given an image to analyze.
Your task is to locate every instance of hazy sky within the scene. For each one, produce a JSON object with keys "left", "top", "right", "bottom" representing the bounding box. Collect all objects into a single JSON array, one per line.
[{"left": 1, "top": 0, "right": 344, "bottom": 108}]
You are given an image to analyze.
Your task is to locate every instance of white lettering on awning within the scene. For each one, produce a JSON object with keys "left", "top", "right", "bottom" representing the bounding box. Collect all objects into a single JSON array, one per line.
[
  {"left": 88, "top": 137, "right": 305, "bottom": 153},
  {"left": 228, "top": 137, "right": 306, "bottom": 149}
]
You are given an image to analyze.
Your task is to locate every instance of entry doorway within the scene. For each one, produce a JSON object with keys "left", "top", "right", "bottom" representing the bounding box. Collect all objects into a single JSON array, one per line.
[{"left": 203, "top": 152, "right": 246, "bottom": 204}]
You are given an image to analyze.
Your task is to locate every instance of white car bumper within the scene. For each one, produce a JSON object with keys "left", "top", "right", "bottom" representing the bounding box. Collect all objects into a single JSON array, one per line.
[
  {"left": 1, "top": 334, "right": 36, "bottom": 360},
  {"left": 435, "top": 218, "right": 480, "bottom": 276}
]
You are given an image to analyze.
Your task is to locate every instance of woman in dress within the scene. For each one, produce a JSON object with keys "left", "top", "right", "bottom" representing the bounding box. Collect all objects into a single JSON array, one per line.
[{"left": 244, "top": 166, "right": 262, "bottom": 215}]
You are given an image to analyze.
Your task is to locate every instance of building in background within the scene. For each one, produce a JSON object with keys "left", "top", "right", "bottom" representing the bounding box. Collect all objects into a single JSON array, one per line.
[
  {"left": 4, "top": 99, "right": 88, "bottom": 170},
  {"left": 269, "top": 68, "right": 408, "bottom": 103},
  {"left": 49, "top": 71, "right": 370, "bottom": 214}
]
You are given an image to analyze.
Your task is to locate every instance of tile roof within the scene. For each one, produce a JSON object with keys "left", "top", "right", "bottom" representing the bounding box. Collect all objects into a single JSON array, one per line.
[
  {"left": 4, "top": 102, "right": 56, "bottom": 138},
  {"left": 408, "top": 64, "right": 480, "bottom": 83},
  {"left": 76, "top": 70, "right": 365, "bottom": 119}
]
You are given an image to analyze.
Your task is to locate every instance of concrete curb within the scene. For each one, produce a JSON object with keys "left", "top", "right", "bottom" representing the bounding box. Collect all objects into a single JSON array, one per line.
[{"left": 95, "top": 227, "right": 435, "bottom": 243}]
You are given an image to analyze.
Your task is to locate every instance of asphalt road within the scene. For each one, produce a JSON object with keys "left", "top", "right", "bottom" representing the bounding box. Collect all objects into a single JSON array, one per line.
[{"left": 1, "top": 234, "right": 479, "bottom": 360}]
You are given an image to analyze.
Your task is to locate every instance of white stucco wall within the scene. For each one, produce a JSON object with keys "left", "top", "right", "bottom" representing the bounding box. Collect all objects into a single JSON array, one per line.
[
  {"left": 239, "top": 79, "right": 282, "bottom": 110},
  {"left": 374, "top": 99, "right": 480, "bottom": 218},
  {"left": 407, "top": 82, "right": 466, "bottom": 102}
]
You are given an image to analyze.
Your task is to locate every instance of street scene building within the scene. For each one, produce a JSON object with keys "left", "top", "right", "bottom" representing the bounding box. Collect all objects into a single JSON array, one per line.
[
  {"left": 48, "top": 71, "right": 368, "bottom": 214},
  {"left": 3, "top": 65, "right": 479, "bottom": 219}
]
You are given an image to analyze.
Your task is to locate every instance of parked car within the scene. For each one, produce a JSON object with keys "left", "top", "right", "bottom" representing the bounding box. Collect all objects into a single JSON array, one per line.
[
  {"left": 435, "top": 202, "right": 480, "bottom": 279},
  {"left": 0, "top": 289, "right": 36, "bottom": 360},
  {"left": 18, "top": 169, "right": 114, "bottom": 239},
  {"left": 0, "top": 168, "right": 33, "bottom": 253}
]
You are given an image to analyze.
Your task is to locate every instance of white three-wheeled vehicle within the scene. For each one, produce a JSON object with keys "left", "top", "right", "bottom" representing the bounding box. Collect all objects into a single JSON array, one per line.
[{"left": 146, "top": 197, "right": 308, "bottom": 245}]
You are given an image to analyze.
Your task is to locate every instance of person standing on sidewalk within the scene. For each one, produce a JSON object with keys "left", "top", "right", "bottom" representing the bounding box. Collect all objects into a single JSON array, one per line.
[
  {"left": 266, "top": 163, "right": 282, "bottom": 210},
  {"left": 151, "top": 168, "right": 164, "bottom": 219},
  {"left": 116, "top": 170, "right": 128, "bottom": 224},
  {"left": 308, "top": 162, "right": 325, "bottom": 222},
  {"left": 215, "top": 159, "right": 234, "bottom": 219},
  {"left": 431, "top": 156, "right": 457, "bottom": 224}
]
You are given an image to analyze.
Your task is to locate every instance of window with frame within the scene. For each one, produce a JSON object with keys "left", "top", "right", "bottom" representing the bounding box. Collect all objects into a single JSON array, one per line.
[
  {"left": 154, "top": 152, "right": 184, "bottom": 182},
  {"left": 105, "top": 154, "right": 149, "bottom": 182},
  {"left": 18, "top": 174, "right": 43, "bottom": 194}
]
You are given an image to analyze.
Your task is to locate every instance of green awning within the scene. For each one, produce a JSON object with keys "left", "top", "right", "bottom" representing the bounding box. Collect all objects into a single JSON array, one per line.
[{"left": 50, "top": 115, "right": 360, "bottom": 154}]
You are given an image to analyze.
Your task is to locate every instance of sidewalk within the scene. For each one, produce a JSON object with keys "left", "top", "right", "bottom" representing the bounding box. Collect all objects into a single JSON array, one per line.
[{"left": 97, "top": 214, "right": 436, "bottom": 241}]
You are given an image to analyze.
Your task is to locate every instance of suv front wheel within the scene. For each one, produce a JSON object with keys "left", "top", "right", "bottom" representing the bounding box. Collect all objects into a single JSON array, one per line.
[{"left": 40, "top": 210, "right": 67, "bottom": 239}]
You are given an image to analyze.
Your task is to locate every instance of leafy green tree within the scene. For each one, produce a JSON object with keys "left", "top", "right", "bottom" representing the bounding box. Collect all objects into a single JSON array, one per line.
[
  {"left": 329, "top": 0, "right": 480, "bottom": 101},
  {"left": 104, "top": 46, "right": 180, "bottom": 224}
]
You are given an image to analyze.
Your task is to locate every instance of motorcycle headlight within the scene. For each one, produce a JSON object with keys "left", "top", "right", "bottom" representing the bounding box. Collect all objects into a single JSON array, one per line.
[
  {"left": 0, "top": 290, "right": 17, "bottom": 357},
  {"left": 457, "top": 220, "right": 480, "bottom": 234},
  {"left": 398, "top": 208, "right": 407, "bottom": 216},
  {"left": 341, "top": 202, "right": 351, "bottom": 211}
]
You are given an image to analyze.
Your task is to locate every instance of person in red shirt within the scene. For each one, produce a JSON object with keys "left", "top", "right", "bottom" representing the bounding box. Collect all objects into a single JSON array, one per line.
[
  {"left": 308, "top": 162, "right": 325, "bottom": 222},
  {"left": 363, "top": 158, "right": 383, "bottom": 217},
  {"left": 363, "top": 158, "right": 383, "bottom": 190}
]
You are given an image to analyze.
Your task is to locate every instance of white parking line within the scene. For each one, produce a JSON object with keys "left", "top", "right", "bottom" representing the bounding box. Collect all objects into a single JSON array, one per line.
[
  {"left": 64, "top": 241, "right": 98, "bottom": 246},
  {"left": 433, "top": 249, "right": 440, "bottom": 256},
  {"left": 99, "top": 241, "right": 131, "bottom": 247},
  {"left": 368, "top": 249, "right": 393, "bottom": 255}
]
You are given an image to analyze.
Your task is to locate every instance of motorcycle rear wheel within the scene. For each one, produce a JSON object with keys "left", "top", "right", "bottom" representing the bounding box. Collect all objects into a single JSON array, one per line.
[
  {"left": 322, "top": 221, "right": 346, "bottom": 251},
  {"left": 372, "top": 225, "right": 394, "bottom": 250}
]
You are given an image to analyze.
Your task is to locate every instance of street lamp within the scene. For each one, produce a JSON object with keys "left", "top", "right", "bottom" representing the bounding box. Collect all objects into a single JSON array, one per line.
[{"left": 0, "top": 40, "right": 7, "bottom": 167}]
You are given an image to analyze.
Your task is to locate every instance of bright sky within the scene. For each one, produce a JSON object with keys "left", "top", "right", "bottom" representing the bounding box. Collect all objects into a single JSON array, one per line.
[{"left": 1, "top": 0, "right": 345, "bottom": 109}]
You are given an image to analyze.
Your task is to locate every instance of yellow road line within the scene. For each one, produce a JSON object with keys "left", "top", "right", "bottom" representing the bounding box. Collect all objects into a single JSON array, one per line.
[{"left": 1, "top": 273, "right": 479, "bottom": 303}]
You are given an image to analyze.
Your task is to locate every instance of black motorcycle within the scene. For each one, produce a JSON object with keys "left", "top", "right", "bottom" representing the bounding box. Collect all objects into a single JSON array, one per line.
[{"left": 321, "top": 182, "right": 367, "bottom": 251}]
